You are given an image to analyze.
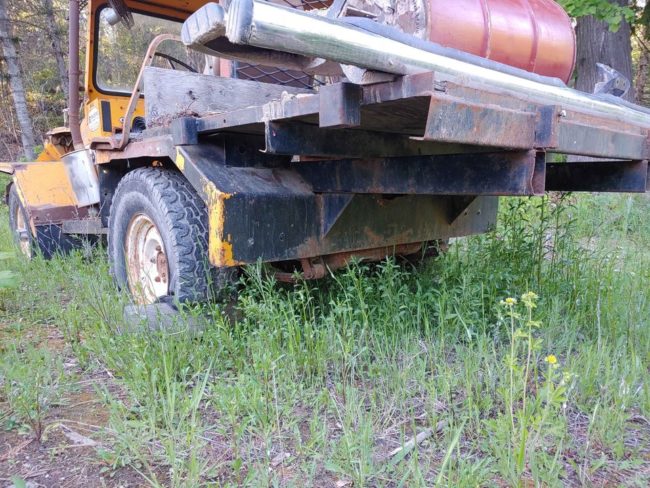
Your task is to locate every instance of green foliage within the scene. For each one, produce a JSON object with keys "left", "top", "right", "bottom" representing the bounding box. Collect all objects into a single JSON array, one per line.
[
  {"left": 559, "top": 0, "right": 635, "bottom": 32},
  {"left": 0, "top": 252, "right": 18, "bottom": 289},
  {"left": 0, "top": 344, "right": 67, "bottom": 442},
  {"left": 0, "top": 193, "right": 649, "bottom": 486},
  {"left": 485, "top": 293, "right": 571, "bottom": 487}
]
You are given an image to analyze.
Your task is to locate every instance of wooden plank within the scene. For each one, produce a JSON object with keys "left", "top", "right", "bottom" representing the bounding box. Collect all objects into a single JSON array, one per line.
[{"left": 143, "top": 67, "right": 312, "bottom": 124}]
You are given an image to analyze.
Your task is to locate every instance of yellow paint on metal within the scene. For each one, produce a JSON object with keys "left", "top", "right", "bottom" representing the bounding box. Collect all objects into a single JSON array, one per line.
[
  {"left": 85, "top": 1, "right": 211, "bottom": 109},
  {"left": 83, "top": 2, "right": 148, "bottom": 146},
  {"left": 175, "top": 149, "right": 186, "bottom": 171},
  {"left": 80, "top": 96, "right": 146, "bottom": 146},
  {"left": 12, "top": 162, "right": 77, "bottom": 208},
  {"left": 36, "top": 141, "right": 65, "bottom": 162},
  {"left": 125, "top": 1, "right": 211, "bottom": 16},
  {"left": 1, "top": 134, "right": 67, "bottom": 174},
  {"left": 205, "top": 182, "right": 240, "bottom": 267},
  {"left": 81, "top": 98, "right": 119, "bottom": 140}
]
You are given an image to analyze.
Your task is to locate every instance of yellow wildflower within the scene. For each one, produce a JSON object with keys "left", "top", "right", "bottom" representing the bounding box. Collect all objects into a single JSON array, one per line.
[
  {"left": 504, "top": 297, "right": 517, "bottom": 306},
  {"left": 522, "top": 291, "right": 538, "bottom": 301},
  {"left": 545, "top": 354, "right": 558, "bottom": 365}
]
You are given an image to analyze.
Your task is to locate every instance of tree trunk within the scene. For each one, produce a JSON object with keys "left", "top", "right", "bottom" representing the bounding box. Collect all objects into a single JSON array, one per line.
[
  {"left": 43, "top": 0, "right": 68, "bottom": 99},
  {"left": 0, "top": 0, "right": 36, "bottom": 160},
  {"left": 634, "top": 45, "right": 650, "bottom": 105},
  {"left": 575, "top": 0, "right": 633, "bottom": 102}
]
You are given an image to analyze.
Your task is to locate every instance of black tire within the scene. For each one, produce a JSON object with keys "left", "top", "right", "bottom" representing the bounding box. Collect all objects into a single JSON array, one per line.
[
  {"left": 7, "top": 184, "right": 34, "bottom": 259},
  {"left": 8, "top": 183, "right": 95, "bottom": 259},
  {"left": 108, "top": 167, "right": 230, "bottom": 304}
]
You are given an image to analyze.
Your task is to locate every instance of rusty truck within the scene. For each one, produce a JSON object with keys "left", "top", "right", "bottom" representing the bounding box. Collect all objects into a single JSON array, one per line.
[{"left": 2, "top": 0, "right": 649, "bottom": 304}]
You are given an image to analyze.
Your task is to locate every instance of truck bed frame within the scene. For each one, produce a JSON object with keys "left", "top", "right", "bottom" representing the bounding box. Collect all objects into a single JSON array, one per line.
[{"left": 88, "top": 64, "right": 648, "bottom": 272}]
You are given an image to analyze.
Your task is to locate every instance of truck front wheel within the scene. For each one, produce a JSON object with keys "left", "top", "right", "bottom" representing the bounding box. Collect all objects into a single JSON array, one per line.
[
  {"left": 8, "top": 184, "right": 33, "bottom": 258},
  {"left": 108, "top": 167, "right": 226, "bottom": 305}
]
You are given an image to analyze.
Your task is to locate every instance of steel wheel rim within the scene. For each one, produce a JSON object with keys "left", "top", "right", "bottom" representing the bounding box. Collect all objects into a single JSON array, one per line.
[
  {"left": 125, "top": 214, "right": 169, "bottom": 304},
  {"left": 14, "top": 205, "right": 31, "bottom": 257}
]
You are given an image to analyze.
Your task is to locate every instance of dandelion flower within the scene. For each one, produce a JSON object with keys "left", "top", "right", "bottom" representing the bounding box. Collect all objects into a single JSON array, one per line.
[
  {"left": 545, "top": 354, "right": 558, "bottom": 365},
  {"left": 522, "top": 291, "right": 538, "bottom": 301},
  {"left": 521, "top": 291, "right": 539, "bottom": 309}
]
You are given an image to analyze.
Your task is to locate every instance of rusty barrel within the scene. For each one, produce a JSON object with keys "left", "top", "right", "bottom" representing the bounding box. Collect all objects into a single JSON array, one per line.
[
  {"left": 426, "top": 0, "right": 576, "bottom": 83},
  {"left": 330, "top": 0, "right": 576, "bottom": 83}
]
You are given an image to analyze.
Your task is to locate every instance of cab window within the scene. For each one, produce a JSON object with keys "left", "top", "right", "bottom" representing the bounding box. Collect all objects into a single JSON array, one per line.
[{"left": 96, "top": 9, "right": 205, "bottom": 94}]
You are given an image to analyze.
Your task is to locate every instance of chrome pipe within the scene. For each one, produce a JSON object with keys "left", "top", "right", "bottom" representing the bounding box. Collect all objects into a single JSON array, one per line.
[{"left": 221, "top": 0, "right": 650, "bottom": 129}]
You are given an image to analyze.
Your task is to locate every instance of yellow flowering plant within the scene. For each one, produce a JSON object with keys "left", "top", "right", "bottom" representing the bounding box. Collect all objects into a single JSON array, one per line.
[{"left": 487, "top": 292, "right": 574, "bottom": 486}]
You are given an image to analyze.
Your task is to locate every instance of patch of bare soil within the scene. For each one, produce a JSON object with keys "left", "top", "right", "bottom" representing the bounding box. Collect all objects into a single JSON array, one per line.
[{"left": 0, "top": 325, "right": 144, "bottom": 488}]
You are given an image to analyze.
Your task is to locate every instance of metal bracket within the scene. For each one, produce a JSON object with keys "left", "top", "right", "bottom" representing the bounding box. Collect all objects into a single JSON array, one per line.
[
  {"left": 535, "top": 105, "right": 561, "bottom": 149},
  {"left": 171, "top": 117, "right": 199, "bottom": 146},
  {"left": 445, "top": 196, "right": 477, "bottom": 224}
]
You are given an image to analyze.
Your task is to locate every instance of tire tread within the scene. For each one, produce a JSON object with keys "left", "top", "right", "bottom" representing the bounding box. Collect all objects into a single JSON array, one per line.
[{"left": 108, "top": 167, "right": 220, "bottom": 303}]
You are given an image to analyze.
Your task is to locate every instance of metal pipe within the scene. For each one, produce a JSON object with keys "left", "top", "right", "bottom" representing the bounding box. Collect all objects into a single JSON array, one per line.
[
  {"left": 223, "top": 0, "right": 650, "bottom": 129},
  {"left": 339, "top": 16, "right": 568, "bottom": 89},
  {"left": 68, "top": 0, "right": 83, "bottom": 149}
]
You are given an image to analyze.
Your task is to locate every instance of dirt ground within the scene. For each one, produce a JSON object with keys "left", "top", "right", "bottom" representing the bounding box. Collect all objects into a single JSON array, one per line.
[{"left": 0, "top": 324, "right": 145, "bottom": 488}]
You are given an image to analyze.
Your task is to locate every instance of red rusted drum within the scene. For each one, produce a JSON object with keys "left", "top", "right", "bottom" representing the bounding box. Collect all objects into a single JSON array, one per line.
[
  {"left": 426, "top": 0, "right": 576, "bottom": 83},
  {"left": 339, "top": 0, "right": 575, "bottom": 82}
]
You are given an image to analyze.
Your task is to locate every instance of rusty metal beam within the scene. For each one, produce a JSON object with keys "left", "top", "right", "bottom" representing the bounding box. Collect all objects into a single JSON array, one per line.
[
  {"left": 554, "top": 122, "right": 648, "bottom": 160},
  {"left": 293, "top": 151, "right": 545, "bottom": 196},
  {"left": 218, "top": 0, "right": 650, "bottom": 128},
  {"left": 173, "top": 143, "right": 498, "bottom": 265},
  {"left": 188, "top": 73, "right": 650, "bottom": 161},
  {"left": 545, "top": 160, "right": 649, "bottom": 193},
  {"left": 264, "top": 121, "right": 486, "bottom": 157},
  {"left": 318, "top": 82, "right": 361, "bottom": 128},
  {"left": 420, "top": 96, "right": 538, "bottom": 149}
]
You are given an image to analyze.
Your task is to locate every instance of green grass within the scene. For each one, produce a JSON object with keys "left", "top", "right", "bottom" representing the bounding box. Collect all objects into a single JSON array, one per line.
[{"left": 0, "top": 191, "right": 649, "bottom": 487}]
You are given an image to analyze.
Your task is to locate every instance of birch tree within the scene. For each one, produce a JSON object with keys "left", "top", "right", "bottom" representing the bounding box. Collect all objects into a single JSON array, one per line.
[{"left": 0, "top": 0, "right": 36, "bottom": 160}]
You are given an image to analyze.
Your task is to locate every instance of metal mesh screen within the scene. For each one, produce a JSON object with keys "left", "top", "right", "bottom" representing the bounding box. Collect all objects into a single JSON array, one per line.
[
  {"left": 235, "top": 63, "right": 321, "bottom": 89},
  {"left": 234, "top": 0, "right": 334, "bottom": 88},
  {"left": 273, "top": 0, "right": 334, "bottom": 10}
]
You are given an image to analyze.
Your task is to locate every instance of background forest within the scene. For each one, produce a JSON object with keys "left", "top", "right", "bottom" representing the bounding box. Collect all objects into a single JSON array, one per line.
[{"left": 1, "top": 0, "right": 650, "bottom": 161}]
